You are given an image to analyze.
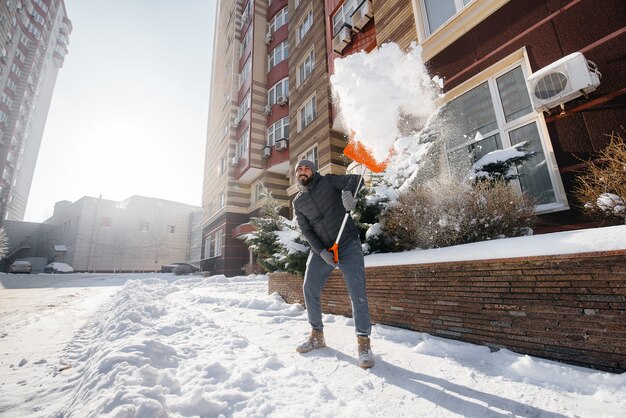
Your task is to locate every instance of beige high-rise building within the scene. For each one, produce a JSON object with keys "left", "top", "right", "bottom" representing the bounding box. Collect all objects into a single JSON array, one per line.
[{"left": 0, "top": 0, "right": 71, "bottom": 221}]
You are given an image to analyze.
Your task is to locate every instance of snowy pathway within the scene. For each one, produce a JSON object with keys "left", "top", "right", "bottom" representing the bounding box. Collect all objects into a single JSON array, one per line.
[{"left": 0, "top": 274, "right": 624, "bottom": 417}]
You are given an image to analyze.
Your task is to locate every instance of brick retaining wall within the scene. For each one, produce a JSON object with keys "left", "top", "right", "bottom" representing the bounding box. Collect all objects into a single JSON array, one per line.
[{"left": 268, "top": 250, "right": 626, "bottom": 372}]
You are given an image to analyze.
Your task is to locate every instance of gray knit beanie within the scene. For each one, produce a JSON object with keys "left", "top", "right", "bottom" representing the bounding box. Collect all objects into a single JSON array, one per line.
[{"left": 295, "top": 159, "right": 317, "bottom": 173}]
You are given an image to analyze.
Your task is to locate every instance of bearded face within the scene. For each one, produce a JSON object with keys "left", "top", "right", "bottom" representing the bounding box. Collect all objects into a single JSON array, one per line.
[{"left": 296, "top": 165, "right": 314, "bottom": 186}]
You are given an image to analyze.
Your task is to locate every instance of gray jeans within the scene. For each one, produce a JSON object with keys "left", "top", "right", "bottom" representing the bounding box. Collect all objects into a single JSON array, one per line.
[{"left": 303, "top": 237, "right": 371, "bottom": 336}]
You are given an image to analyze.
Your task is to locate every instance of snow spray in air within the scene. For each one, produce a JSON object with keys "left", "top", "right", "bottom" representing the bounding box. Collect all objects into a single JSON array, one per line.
[{"left": 330, "top": 42, "right": 443, "bottom": 189}]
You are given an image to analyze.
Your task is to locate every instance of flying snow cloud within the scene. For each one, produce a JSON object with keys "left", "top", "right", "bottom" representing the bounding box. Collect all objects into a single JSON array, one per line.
[{"left": 330, "top": 43, "right": 440, "bottom": 164}]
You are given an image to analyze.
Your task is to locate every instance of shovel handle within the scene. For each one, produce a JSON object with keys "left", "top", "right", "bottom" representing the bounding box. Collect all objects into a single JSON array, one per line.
[{"left": 329, "top": 165, "right": 367, "bottom": 264}]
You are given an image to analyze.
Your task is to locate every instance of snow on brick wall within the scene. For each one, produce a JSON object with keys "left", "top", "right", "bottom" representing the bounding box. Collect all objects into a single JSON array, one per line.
[{"left": 269, "top": 250, "right": 626, "bottom": 372}]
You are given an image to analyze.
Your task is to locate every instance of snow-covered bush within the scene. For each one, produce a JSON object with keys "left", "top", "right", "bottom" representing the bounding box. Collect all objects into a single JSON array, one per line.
[
  {"left": 244, "top": 184, "right": 309, "bottom": 276},
  {"left": 382, "top": 176, "right": 535, "bottom": 250},
  {"left": 574, "top": 130, "right": 626, "bottom": 224}
]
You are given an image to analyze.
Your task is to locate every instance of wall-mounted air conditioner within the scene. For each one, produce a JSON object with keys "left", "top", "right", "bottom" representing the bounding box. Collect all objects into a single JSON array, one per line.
[
  {"left": 276, "top": 95, "right": 288, "bottom": 106},
  {"left": 262, "top": 146, "right": 272, "bottom": 158},
  {"left": 275, "top": 138, "right": 288, "bottom": 151},
  {"left": 262, "top": 104, "right": 272, "bottom": 115},
  {"left": 527, "top": 52, "right": 601, "bottom": 113},
  {"left": 230, "top": 156, "right": 239, "bottom": 166},
  {"left": 351, "top": 0, "right": 373, "bottom": 32},
  {"left": 233, "top": 116, "right": 241, "bottom": 127},
  {"left": 265, "top": 31, "right": 273, "bottom": 45},
  {"left": 332, "top": 25, "right": 352, "bottom": 55}
]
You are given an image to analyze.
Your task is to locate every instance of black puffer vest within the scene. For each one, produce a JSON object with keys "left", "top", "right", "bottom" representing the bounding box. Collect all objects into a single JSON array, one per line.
[{"left": 294, "top": 172, "right": 360, "bottom": 254}]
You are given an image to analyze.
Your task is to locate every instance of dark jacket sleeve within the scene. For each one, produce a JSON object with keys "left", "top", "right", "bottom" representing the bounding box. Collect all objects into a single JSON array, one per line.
[
  {"left": 332, "top": 174, "right": 361, "bottom": 194},
  {"left": 294, "top": 205, "right": 325, "bottom": 255}
]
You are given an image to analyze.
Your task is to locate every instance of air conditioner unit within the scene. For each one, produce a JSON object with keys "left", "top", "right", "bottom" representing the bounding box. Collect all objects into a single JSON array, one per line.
[
  {"left": 527, "top": 52, "right": 601, "bottom": 113},
  {"left": 233, "top": 116, "right": 241, "bottom": 127},
  {"left": 262, "top": 104, "right": 272, "bottom": 115},
  {"left": 230, "top": 156, "right": 239, "bottom": 166},
  {"left": 262, "top": 146, "right": 272, "bottom": 158},
  {"left": 275, "top": 138, "right": 288, "bottom": 151},
  {"left": 351, "top": 0, "right": 373, "bottom": 32},
  {"left": 276, "top": 95, "right": 288, "bottom": 106},
  {"left": 265, "top": 31, "right": 273, "bottom": 45},
  {"left": 332, "top": 25, "right": 352, "bottom": 54}
]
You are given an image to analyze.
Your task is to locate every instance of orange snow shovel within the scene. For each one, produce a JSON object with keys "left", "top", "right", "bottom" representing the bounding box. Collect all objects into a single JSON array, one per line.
[{"left": 328, "top": 137, "right": 389, "bottom": 264}]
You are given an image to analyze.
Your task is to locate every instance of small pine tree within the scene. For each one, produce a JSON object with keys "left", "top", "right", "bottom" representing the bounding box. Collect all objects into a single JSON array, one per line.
[{"left": 245, "top": 184, "right": 287, "bottom": 273}]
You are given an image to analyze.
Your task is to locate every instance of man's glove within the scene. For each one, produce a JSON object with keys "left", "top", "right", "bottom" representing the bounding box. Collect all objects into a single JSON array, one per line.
[
  {"left": 342, "top": 190, "right": 356, "bottom": 211},
  {"left": 319, "top": 250, "right": 337, "bottom": 266}
]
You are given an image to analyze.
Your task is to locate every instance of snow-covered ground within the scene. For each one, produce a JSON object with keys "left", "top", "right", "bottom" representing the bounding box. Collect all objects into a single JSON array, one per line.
[{"left": 1, "top": 227, "right": 625, "bottom": 417}]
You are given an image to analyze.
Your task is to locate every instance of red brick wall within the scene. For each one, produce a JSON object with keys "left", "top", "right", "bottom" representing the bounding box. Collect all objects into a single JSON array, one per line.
[{"left": 269, "top": 250, "right": 626, "bottom": 372}]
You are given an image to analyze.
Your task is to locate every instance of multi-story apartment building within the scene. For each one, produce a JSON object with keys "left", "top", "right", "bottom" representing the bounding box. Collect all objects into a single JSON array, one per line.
[
  {"left": 42, "top": 195, "right": 201, "bottom": 272},
  {"left": 0, "top": 0, "right": 71, "bottom": 221},
  {"left": 203, "top": 0, "right": 625, "bottom": 276}
]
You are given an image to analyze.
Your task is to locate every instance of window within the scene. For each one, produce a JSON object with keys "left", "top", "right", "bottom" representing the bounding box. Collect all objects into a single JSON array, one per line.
[
  {"left": 269, "top": 7, "right": 288, "bottom": 33},
  {"left": 240, "top": 26, "right": 252, "bottom": 58},
  {"left": 332, "top": 0, "right": 357, "bottom": 35},
  {"left": 422, "top": 0, "right": 472, "bottom": 35},
  {"left": 444, "top": 62, "right": 565, "bottom": 210},
  {"left": 218, "top": 191, "right": 225, "bottom": 209},
  {"left": 222, "top": 93, "right": 230, "bottom": 109},
  {"left": 267, "top": 77, "right": 289, "bottom": 105},
  {"left": 297, "top": 49, "right": 315, "bottom": 86},
  {"left": 0, "top": 110, "right": 7, "bottom": 123},
  {"left": 139, "top": 221, "right": 149, "bottom": 232},
  {"left": 1, "top": 94, "right": 12, "bottom": 108},
  {"left": 15, "top": 49, "right": 25, "bottom": 62},
  {"left": 221, "top": 122, "right": 229, "bottom": 141},
  {"left": 204, "top": 235, "right": 212, "bottom": 259},
  {"left": 214, "top": 229, "right": 223, "bottom": 257},
  {"left": 218, "top": 154, "right": 227, "bottom": 175},
  {"left": 298, "top": 95, "right": 317, "bottom": 131},
  {"left": 101, "top": 217, "right": 113, "bottom": 228},
  {"left": 268, "top": 117, "right": 289, "bottom": 146},
  {"left": 300, "top": 146, "right": 318, "bottom": 170},
  {"left": 297, "top": 9, "right": 313, "bottom": 43},
  {"left": 239, "top": 57, "right": 251, "bottom": 89},
  {"left": 168, "top": 225, "right": 175, "bottom": 234},
  {"left": 252, "top": 181, "right": 265, "bottom": 204},
  {"left": 268, "top": 40, "right": 288, "bottom": 70},
  {"left": 236, "top": 128, "right": 249, "bottom": 159},
  {"left": 238, "top": 91, "right": 251, "bottom": 120},
  {"left": 6, "top": 79, "right": 16, "bottom": 93},
  {"left": 31, "top": 10, "right": 45, "bottom": 25},
  {"left": 27, "top": 23, "right": 41, "bottom": 40},
  {"left": 11, "top": 64, "right": 21, "bottom": 78}
]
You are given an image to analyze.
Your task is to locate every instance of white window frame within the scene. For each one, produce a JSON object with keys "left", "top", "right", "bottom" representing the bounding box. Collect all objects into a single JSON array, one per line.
[
  {"left": 298, "top": 95, "right": 317, "bottom": 132},
  {"left": 442, "top": 48, "right": 568, "bottom": 214},
  {"left": 332, "top": 0, "right": 357, "bottom": 35},
  {"left": 296, "top": 49, "right": 315, "bottom": 87},
  {"left": 240, "top": 26, "right": 252, "bottom": 58},
  {"left": 299, "top": 146, "right": 318, "bottom": 169},
  {"left": 297, "top": 8, "right": 313, "bottom": 44},
  {"left": 268, "top": 40, "right": 288, "bottom": 70},
  {"left": 267, "top": 77, "right": 289, "bottom": 105},
  {"left": 218, "top": 154, "right": 227, "bottom": 175},
  {"left": 238, "top": 90, "right": 251, "bottom": 120},
  {"left": 238, "top": 57, "right": 251, "bottom": 89},
  {"left": 420, "top": 0, "right": 471, "bottom": 36},
  {"left": 269, "top": 7, "right": 288, "bottom": 33},
  {"left": 252, "top": 181, "right": 265, "bottom": 204},
  {"left": 267, "top": 117, "right": 289, "bottom": 146},
  {"left": 218, "top": 190, "right": 226, "bottom": 210},
  {"left": 236, "top": 128, "right": 249, "bottom": 159}
]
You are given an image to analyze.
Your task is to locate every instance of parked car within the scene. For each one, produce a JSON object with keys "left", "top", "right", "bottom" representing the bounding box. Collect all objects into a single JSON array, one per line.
[
  {"left": 9, "top": 260, "right": 32, "bottom": 274},
  {"left": 43, "top": 262, "right": 74, "bottom": 274},
  {"left": 160, "top": 262, "right": 200, "bottom": 274}
]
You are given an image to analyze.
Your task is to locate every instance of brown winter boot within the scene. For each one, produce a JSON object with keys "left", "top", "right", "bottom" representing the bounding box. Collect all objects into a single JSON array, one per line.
[
  {"left": 296, "top": 329, "right": 326, "bottom": 353},
  {"left": 357, "top": 336, "right": 375, "bottom": 369}
]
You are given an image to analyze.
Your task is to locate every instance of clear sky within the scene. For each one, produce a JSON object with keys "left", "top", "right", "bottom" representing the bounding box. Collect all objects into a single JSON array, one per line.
[{"left": 23, "top": 0, "right": 217, "bottom": 222}]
